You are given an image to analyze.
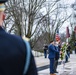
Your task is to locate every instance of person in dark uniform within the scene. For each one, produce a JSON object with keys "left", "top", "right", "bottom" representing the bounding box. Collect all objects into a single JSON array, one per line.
[
  {"left": 0, "top": 0, "right": 38, "bottom": 75},
  {"left": 48, "top": 40, "right": 59, "bottom": 75},
  {"left": 66, "top": 44, "right": 71, "bottom": 58},
  {"left": 65, "top": 43, "right": 71, "bottom": 63},
  {"left": 43, "top": 44, "right": 48, "bottom": 58},
  {"left": 74, "top": 40, "right": 76, "bottom": 54}
]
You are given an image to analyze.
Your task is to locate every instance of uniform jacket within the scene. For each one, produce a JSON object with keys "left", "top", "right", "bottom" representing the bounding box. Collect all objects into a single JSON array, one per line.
[
  {"left": 0, "top": 27, "right": 38, "bottom": 75},
  {"left": 44, "top": 45, "right": 48, "bottom": 53},
  {"left": 48, "top": 44, "right": 58, "bottom": 59},
  {"left": 54, "top": 46, "right": 60, "bottom": 60}
]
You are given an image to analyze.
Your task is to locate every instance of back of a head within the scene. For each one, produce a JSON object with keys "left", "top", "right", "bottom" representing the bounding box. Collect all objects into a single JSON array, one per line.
[
  {"left": 0, "top": 0, "right": 8, "bottom": 25},
  {"left": 50, "top": 40, "right": 54, "bottom": 43}
]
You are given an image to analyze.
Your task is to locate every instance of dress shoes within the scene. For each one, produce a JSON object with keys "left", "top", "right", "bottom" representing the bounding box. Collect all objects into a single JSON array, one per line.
[
  {"left": 54, "top": 71, "right": 58, "bottom": 73},
  {"left": 50, "top": 73, "right": 56, "bottom": 75}
]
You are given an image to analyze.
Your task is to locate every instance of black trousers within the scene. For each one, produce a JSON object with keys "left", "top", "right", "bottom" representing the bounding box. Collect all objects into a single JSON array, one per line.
[{"left": 54, "top": 59, "right": 58, "bottom": 72}]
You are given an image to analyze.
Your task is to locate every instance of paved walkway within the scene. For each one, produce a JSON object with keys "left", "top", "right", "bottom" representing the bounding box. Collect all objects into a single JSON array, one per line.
[{"left": 34, "top": 54, "right": 76, "bottom": 75}]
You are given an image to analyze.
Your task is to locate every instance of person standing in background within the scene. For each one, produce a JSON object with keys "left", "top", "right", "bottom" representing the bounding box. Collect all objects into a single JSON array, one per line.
[
  {"left": 74, "top": 40, "right": 76, "bottom": 54},
  {"left": 43, "top": 44, "right": 48, "bottom": 58},
  {"left": 66, "top": 44, "right": 71, "bottom": 58}
]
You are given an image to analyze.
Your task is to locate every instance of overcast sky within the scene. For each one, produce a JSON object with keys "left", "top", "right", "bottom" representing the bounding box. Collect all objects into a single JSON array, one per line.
[
  {"left": 62, "top": 0, "right": 75, "bottom": 5},
  {"left": 59, "top": 0, "right": 75, "bottom": 34},
  {"left": 41, "top": 0, "right": 75, "bottom": 34}
]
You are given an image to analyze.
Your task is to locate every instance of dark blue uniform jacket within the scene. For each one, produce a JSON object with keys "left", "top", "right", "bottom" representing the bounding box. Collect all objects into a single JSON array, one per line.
[
  {"left": 48, "top": 44, "right": 58, "bottom": 59},
  {"left": 0, "top": 27, "right": 37, "bottom": 75}
]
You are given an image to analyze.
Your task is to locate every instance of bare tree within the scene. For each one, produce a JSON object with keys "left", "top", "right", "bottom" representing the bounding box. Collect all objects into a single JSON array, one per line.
[
  {"left": 4, "top": 0, "right": 71, "bottom": 50},
  {"left": 42, "top": 1, "right": 72, "bottom": 42},
  {"left": 32, "top": 0, "right": 72, "bottom": 50},
  {"left": 4, "top": 0, "right": 46, "bottom": 36}
]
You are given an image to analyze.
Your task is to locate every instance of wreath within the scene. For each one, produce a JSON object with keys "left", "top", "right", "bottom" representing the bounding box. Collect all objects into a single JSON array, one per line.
[{"left": 60, "top": 43, "right": 67, "bottom": 60}]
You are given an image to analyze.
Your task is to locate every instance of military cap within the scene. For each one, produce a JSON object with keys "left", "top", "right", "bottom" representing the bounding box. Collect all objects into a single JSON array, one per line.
[
  {"left": 0, "top": 0, "right": 8, "bottom": 11},
  {"left": 0, "top": 0, "right": 8, "bottom": 3}
]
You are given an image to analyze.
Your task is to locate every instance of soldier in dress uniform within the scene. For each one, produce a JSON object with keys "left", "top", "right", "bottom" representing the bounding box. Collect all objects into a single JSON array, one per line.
[{"left": 0, "top": 0, "right": 38, "bottom": 75}]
